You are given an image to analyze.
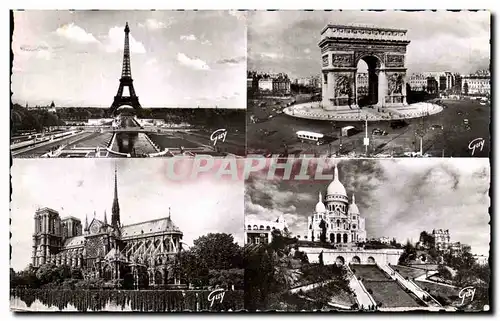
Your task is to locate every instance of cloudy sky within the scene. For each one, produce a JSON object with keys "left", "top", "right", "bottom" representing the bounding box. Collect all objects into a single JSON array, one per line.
[
  {"left": 11, "top": 10, "right": 246, "bottom": 108},
  {"left": 10, "top": 159, "right": 244, "bottom": 271},
  {"left": 248, "top": 10, "right": 491, "bottom": 78},
  {"left": 246, "top": 158, "right": 490, "bottom": 257}
]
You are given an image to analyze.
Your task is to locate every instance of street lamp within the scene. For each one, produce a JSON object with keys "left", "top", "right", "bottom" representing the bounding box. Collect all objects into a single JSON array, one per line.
[{"left": 363, "top": 115, "right": 369, "bottom": 156}]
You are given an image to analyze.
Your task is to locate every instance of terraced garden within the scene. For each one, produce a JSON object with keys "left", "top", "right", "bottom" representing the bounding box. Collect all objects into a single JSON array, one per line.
[
  {"left": 363, "top": 280, "right": 422, "bottom": 308},
  {"left": 352, "top": 265, "right": 391, "bottom": 281},
  {"left": 393, "top": 265, "right": 427, "bottom": 280},
  {"left": 353, "top": 265, "right": 422, "bottom": 308},
  {"left": 305, "top": 283, "right": 356, "bottom": 307},
  {"left": 415, "top": 281, "right": 461, "bottom": 307}
]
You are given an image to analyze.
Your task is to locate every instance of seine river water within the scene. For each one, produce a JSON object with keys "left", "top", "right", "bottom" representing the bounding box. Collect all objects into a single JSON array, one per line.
[{"left": 11, "top": 296, "right": 135, "bottom": 312}]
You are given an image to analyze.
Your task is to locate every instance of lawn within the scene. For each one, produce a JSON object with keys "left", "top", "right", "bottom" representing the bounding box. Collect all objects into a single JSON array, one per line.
[
  {"left": 415, "top": 281, "right": 461, "bottom": 307},
  {"left": 305, "top": 283, "right": 356, "bottom": 307},
  {"left": 393, "top": 265, "right": 427, "bottom": 280},
  {"left": 363, "top": 280, "right": 421, "bottom": 308},
  {"left": 351, "top": 265, "right": 390, "bottom": 281}
]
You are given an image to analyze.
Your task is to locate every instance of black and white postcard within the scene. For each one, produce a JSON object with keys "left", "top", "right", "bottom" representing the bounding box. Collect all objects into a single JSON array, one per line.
[
  {"left": 11, "top": 10, "right": 247, "bottom": 158},
  {"left": 247, "top": 11, "right": 490, "bottom": 158},
  {"left": 8, "top": 8, "right": 493, "bottom": 315}
]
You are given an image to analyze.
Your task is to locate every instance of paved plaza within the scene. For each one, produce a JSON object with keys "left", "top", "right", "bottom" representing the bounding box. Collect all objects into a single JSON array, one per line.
[
  {"left": 247, "top": 97, "right": 490, "bottom": 157},
  {"left": 12, "top": 127, "right": 245, "bottom": 158},
  {"left": 283, "top": 101, "right": 443, "bottom": 122}
]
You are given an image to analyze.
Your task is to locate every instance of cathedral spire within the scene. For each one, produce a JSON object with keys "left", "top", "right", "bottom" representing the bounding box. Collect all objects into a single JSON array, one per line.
[
  {"left": 111, "top": 165, "right": 121, "bottom": 228},
  {"left": 84, "top": 214, "right": 89, "bottom": 231},
  {"left": 104, "top": 210, "right": 108, "bottom": 225},
  {"left": 319, "top": 191, "right": 322, "bottom": 202},
  {"left": 352, "top": 193, "right": 356, "bottom": 204},
  {"left": 334, "top": 163, "right": 339, "bottom": 181},
  {"left": 168, "top": 207, "right": 171, "bottom": 219}
]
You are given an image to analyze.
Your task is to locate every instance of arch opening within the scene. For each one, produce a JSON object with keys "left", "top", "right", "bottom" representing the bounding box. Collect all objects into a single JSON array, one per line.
[
  {"left": 155, "top": 270, "right": 163, "bottom": 285},
  {"left": 351, "top": 256, "right": 361, "bottom": 264},
  {"left": 335, "top": 256, "right": 345, "bottom": 266},
  {"left": 367, "top": 256, "right": 376, "bottom": 264},
  {"left": 356, "top": 55, "right": 382, "bottom": 107}
]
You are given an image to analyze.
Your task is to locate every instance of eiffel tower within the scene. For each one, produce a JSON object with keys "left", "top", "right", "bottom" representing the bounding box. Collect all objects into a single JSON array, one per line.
[{"left": 110, "top": 22, "right": 142, "bottom": 115}]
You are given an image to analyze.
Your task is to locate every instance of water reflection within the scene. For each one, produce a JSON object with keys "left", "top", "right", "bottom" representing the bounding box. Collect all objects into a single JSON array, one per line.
[{"left": 116, "top": 133, "right": 138, "bottom": 155}]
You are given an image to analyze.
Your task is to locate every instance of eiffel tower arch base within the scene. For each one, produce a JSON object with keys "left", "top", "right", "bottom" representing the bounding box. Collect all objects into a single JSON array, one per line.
[{"left": 110, "top": 96, "right": 142, "bottom": 115}]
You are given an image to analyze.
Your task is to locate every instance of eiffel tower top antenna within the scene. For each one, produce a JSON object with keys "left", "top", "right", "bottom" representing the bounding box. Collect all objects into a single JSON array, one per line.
[{"left": 121, "top": 22, "right": 132, "bottom": 79}]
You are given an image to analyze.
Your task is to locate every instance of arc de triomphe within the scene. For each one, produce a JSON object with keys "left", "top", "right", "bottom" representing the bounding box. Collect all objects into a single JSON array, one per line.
[{"left": 319, "top": 24, "right": 410, "bottom": 110}]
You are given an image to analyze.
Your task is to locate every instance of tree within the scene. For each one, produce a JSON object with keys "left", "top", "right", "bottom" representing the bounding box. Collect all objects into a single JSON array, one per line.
[
  {"left": 419, "top": 231, "right": 435, "bottom": 249},
  {"left": 191, "top": 233, "right": 243, "bottom": 270},
  {"left": 399, "top": 240, "right": 417, "bottom": 265},
  {"left": 70, "top": 267, "right": 84, "bottom": 279},
  {"left": 178, "top": 250, "right": 209, "bottom": 288},
  {"left": 437, "top": 264, "right": 453, "bottom": 281},
  {"left": 463, "top": 81, "right": 469, "bottom": 95},
  {"left": 319, "top": 219, "right": 327, "bottom": 243},
  {"left": 208, "top": 269, "right": 244, "bottom": 290},
  {"left": 244, "top": 244, "right": 277, "bottom": 310}
]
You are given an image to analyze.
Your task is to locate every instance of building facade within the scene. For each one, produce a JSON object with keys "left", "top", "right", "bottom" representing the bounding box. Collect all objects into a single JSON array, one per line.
[
  {"left": 356, "top": 72, "right": 369, "bottom": 96},
  {"left": 258, "top": 77, "right": 274, "bottom": 92},
  {"left": 31, "top": 168, "right": 183, "bottom": 287},
  {"left": 473, "top": 255, "right": 488, "bottom": 266},
  {"left": 408, "top": 73, "right": 428, "bottom": 91},
  {"left": 245, "top": 215, "right": 288, "bottom": 245},
  {"left": 408, "top": 72, "right": 456, "bottom": 93},
  {"left": 295, "top": 75, "right": 321, "bottom": 89},
  {"left": 307, "top": 164, "right": 367, "bottom": 246},
  {"left": 432, "top": 229, "right": 451, "bottom": 252},
  {"left": 461, "top": 70, "right": 490, "bottom": 96}
]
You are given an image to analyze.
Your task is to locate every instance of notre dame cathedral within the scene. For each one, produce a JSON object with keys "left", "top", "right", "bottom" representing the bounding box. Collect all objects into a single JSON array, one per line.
[{"left": 31, "top": 167, "right": 184, "bottom": 288}]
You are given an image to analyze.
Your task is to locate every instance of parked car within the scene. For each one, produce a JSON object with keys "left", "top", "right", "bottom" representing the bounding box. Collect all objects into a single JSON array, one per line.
[
  {"left": 372, "top": 128, "right": 388, "bottom": 135},
  {"left": 430, "top": 124, "right": 443, "bottom": 130}
]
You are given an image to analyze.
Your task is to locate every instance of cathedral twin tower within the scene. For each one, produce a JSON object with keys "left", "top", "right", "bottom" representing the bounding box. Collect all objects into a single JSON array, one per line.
[{"left": 31, "top": 168, "right": 122, "bottom": 267}]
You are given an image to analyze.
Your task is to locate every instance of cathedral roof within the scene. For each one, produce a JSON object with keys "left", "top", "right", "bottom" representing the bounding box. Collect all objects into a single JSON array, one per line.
[
  {"left": 120, "top": 217, "right": 182, "bottom": 239},
  {"left": 326, "top": 164, "right": 347, "bottom": 197},
  {"left": 104, "top": 248, "right": 128, "bottom": 262},
  {"left": 63, "top": 235, "right": 85, "bottom": 248}
]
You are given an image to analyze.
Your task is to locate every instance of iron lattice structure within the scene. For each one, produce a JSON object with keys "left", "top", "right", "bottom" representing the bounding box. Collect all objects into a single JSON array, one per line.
[{"left": 110, "top": 22, "right": 142, "bottom": 115}]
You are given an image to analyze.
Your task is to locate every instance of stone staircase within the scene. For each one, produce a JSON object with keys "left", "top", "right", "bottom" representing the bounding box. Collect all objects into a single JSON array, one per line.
[
  {"left": 378, "top": 263, "right": 442, "bottom": 308},
  {"left": 345, "top": 265, "right": 377, "bottom": 309}
]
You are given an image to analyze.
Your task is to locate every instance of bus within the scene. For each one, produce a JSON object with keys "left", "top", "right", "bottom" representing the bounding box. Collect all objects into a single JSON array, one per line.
[{"left": 296, "top": 131, "right": 326, "bottom": 145}]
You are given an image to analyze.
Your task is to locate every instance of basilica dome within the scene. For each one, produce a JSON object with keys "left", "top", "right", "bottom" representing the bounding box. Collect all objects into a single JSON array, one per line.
[
  {"left": 348, "top": 194, "right": 360, "bottom": 214},
  {"left": 326, "top": 164, "right": 347, "bottom": 197},
  {"left": 315, "top": 192, "right": 326, "bottom": 213}
]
